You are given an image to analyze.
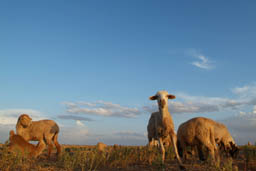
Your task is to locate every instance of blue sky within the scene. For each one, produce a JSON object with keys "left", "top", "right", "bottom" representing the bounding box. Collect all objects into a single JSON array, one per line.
[{"left": 1, "top": 1, "right": 256, "bottom": 145}]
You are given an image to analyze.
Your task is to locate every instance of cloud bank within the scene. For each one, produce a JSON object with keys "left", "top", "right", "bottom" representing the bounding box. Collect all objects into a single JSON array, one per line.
[
  {"left": 1, "top": 83, "right": 256, "bottom": 145},
  {"left": 0, "top": 109, "right": 44, "bottom": 125},
  {"left": 0, "top": 109, "right": 45, "bottom": 143},
  {"left": 220, "top": 106, "right": 256, "bottom": 145},
  {"left": 58, "top": 114, "right": 94, "bottom": 122},
  {"left": 62, "top": 101, "right": 142, "bottom": 118}
]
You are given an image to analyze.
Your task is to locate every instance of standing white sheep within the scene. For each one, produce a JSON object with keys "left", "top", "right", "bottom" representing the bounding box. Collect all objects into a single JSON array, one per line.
[{"left": 147, "top": 90, "right": 184, "bottom": 169}]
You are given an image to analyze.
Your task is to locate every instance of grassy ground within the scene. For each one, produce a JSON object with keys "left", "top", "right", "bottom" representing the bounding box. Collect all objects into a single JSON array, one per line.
[{"left": 0, "top": 143, "right": 256, "bottom": 171}]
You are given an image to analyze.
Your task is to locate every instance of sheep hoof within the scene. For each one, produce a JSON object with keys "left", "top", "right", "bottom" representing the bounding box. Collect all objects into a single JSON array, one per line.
[{"left": 179, "top": 164, "right": 186, "bottom": 171}]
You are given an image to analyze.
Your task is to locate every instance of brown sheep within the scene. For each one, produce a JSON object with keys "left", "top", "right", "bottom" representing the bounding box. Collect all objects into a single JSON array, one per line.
[
  {"left": 177, "top": 117, "right": 219, "bottom": 163},
  {"left": 16, "top": 114, "right": 61, "bottom": 158},
  {"left": 177, "top": 117, "right": 239, "bottom": 161},
  {"left": 113, "top": 144, "right": 120, "bottom": 150},
  {"left": 8, "top": 130, "right": 43, "bottom": 158},
  {"left": 147, "top": 90, "right": 184, "bottom": 169},
  {"left": 96, "top": 142, "right": 107, "bottom": 152}
]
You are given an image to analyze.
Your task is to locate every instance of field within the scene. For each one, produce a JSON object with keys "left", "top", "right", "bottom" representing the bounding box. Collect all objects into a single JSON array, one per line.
[{"left": 0, "top": 143, "right": 256, "bottom": 171}]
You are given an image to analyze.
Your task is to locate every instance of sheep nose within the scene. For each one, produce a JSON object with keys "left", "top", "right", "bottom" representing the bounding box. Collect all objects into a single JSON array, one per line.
[{"left": 160, "top": 99, "right": 166, "bottom": 108}]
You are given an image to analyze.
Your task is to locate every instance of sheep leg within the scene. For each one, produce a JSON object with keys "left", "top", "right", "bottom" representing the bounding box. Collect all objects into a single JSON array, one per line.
[
  {"left": 34, "top": 142, "right": 46, "bottom": 158},
  {"left": 197, "top": 143, "right": 206, "bottom": 161},
  {"left": 206, "top": 129, "right": 220, "bottom": 166},
  {"left": 45, "top": 137, "right": 54, "bottom": 158},
  {"left": 206, "top": 145, "right": 215, "bottom": 164},
  {"left": 158, "top": 137, "right": 165, "bottom": 163},
  {"left": 177, "top": 140, "right": 184, "bottom": 159},
  {"left": 169, "top": 132, "right": 183, "bottom": 166},
  {"left": 182, "top": 144, "right": 187, "bottom": 160},
  {"left": 204, "top": 141, "right": 219, "bottom": 166},
  {"left": 36, "top": 140, "right": 46, "bottom": 157},
  {"left": 53, "top": 133, "right": 61, "bottom": 156},
  {"left": 148, "top": 137, "right": 154, "bottom": 147}
]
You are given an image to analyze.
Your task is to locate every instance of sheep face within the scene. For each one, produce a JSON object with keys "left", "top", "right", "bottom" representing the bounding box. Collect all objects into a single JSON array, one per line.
[
  {"left": 18, "top": 114, "right": 32, "bottom": 128},
  {"left": 229, "top": 142, "right": 239, "bottom": 158},
  {"left": 219, "top": 141, "right": 239, "bottom": 159},
  {"left": 149, "top": 91, "right": 175, "bottom": 109}
]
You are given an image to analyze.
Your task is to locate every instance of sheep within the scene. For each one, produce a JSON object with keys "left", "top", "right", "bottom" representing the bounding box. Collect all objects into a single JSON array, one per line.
[
  {"left": 96, "top": 142, "right": 107, "bottom": 152},
  {"left": 177, "top": 117, "right": 239, "bottom": 162},
  {"left": 16, "top": 114, "right": 61, "bottom": 158},
  {"left": 177, "top": 117, "right": 218, "bottom": 163},
  {"left": 147, "top": 90, "right": 184, "bottom": 168},
  {"left": 8, "top": 130, "right": 43, "bottom": 158},
  {"left": 113, "top": 144, "right": 121, "bottom": 150}
]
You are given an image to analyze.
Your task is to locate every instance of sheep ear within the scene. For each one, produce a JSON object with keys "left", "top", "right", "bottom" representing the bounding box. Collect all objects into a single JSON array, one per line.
[
  {"left": 215, "top": 138, "right": 220, "bottom": 145},
  {"left": 167, "top": 94, "right": 176, "bottom": 99},
  {"left": 230, "top": 142, "right": 237, "bottom": 150},
  {"left": 149, "top": 95, "right": 157, "bottom": 100}
]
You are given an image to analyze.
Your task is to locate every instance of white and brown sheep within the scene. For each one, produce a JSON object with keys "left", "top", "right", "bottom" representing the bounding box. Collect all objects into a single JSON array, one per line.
[
  {"left": 16, "top": 114, "right": 61, "bottom": 158},
  {"left": 147, "top": 90, "right": 184, "bottom": 168}
]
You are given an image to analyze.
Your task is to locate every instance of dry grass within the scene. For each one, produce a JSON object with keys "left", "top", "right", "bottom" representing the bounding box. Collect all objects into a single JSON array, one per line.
[{"left": 0, "top": 143, "right": 255, "bottom": 171}]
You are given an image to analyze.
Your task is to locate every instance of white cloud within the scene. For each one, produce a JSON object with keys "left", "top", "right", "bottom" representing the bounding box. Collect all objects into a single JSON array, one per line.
[
  {"left": 0, "top": 124, "right": 14, "bottom": 144},
  {"left": 76, "top": 120, "right": 85, "bottom": 126},
  {"left": 61, "top": 102, "right": 78, "bottom": 108},
  {"left": 58, "top": 114, "right": 94, "bottom": 121},
  {"left": 253, "top": 106, "right": 256, "bottom": 114},
  {"left": 192, "top": 55, "right": 213, "bottom": 69},
  {"left": 63, "top": 100, "right": 142, "bottom": 118},
  {"left": 58, "top": 125, "right": 147, "bottom": 145},
  {"left": 232, "top": 85, "right": 250, "bottom": 95},
  {"left": 187, "top": 49, "right": 214, "bottom": 70},
  {"left": 144, "top": 93, "right": 247, "bottom": 115},
  {"left": 59, "top": 124, "right": 90, "bottom": 144},
  {"left": 0, "top": 109, "right": 44, "bottom": 125},
  {"left": 231, "top": 83, "right": 256, "bottom": 99},
  {"left": 113, "top": 131, "right": 146, "bottom": 138},
  {"left": 144, "top": 83, "right": 256, "bottom": 116},
  {"left": 220, "top": 105, "right": 256, "bottom": 145}
]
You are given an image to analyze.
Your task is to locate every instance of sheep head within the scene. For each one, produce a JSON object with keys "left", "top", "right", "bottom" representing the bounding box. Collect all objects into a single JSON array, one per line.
[
  {"left": 17, "top": 114, "right": 32, "bottom": 128},
  {"left": 149, "top": 90, "right": 175, "bottom": 109},
  {"left": 229, "top": 141, "right": 239, "bottom": 158},
  {"left": 219, "top": 140, "right": 239, "bottom": 158}
]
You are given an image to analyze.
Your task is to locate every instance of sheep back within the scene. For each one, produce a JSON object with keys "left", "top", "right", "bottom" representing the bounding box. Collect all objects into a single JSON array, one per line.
[{"left": 16, "top": 115, "right": 59, "bottom": 142}]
